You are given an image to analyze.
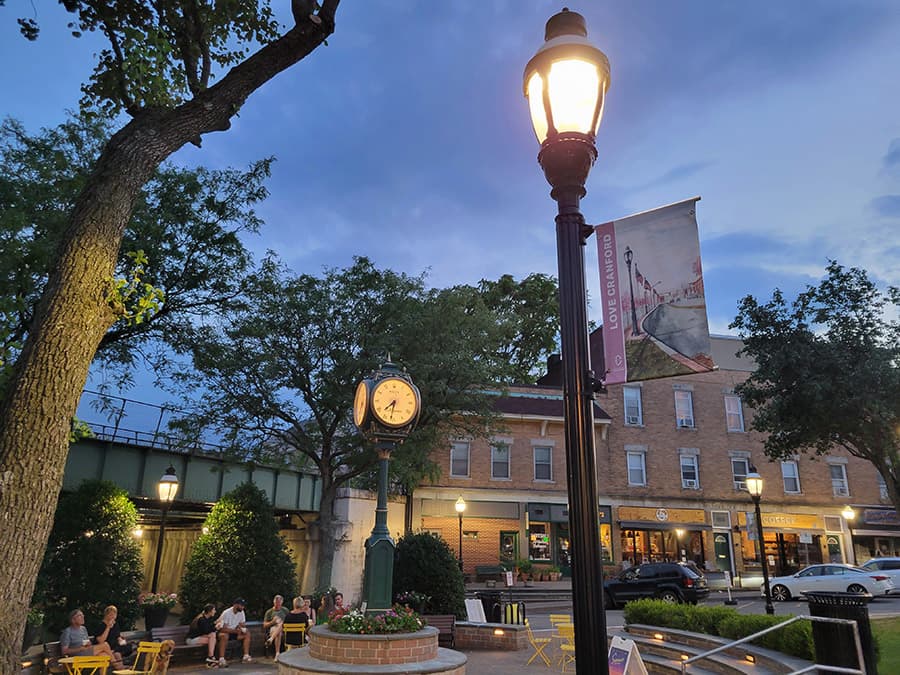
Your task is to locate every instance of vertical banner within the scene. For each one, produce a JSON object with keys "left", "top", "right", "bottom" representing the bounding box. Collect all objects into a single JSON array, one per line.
[{"left": 595, "top": 198, "right": 714, "bottom": 384}]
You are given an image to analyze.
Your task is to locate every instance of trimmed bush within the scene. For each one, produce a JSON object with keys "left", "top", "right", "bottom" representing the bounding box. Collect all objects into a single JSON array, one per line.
[
  {"left": 179, "top": 482, "right": 297, "bottom": 620},
  {"left": 32, "top": 480, "right": 143, "bottom": 632},
  {"left": 393, "top": 532, "right": 465, "bottom": 618},
  {"left": 624, "top": 599, "right": 814, "bottom": 661}
]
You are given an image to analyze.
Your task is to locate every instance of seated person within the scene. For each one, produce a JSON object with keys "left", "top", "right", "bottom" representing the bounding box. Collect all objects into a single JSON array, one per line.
[
  {"left": 263, "top": 595, "right": 289, "bottom": 657},
  {"left": 302, "top": 597, "right": 316, "bottom": 626},
  {"left": 91, "top": 605, "right": 127, "bottom": 669},
  {"left": 216, "top": 598, "right": 251, "bottom": 666},
  {"left": 282, "top": 597, "right": 311, "bottom": 646},
  {"left": 60, "top": 609, "right": 115, "bottom": 661},
  {"left": 187, "top": 604, "right": 218, "bottom": 667}
]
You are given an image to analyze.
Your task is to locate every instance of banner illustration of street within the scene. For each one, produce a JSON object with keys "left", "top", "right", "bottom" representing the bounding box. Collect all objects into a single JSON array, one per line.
[{"left": 595, "top": 197, "right": 715, "bottom": 384}]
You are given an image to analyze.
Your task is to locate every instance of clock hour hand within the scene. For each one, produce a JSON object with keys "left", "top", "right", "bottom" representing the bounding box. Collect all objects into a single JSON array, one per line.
[{"left": 384, "top": 400, "right": 397, "bottom": 418}]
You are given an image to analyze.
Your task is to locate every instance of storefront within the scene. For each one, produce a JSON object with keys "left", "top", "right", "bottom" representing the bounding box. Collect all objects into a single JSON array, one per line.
[
  {"left": 617, "top": 506, "right": 710, "bottom": 568},
  {"left": 849, "top": 508, "right": 900, "bottom": 562},
  {"left": 526, "top": 503, "right": 613, "bottom": 576},
  {"left": 736, "top": 511, "right": 830, "bottom": 576}
]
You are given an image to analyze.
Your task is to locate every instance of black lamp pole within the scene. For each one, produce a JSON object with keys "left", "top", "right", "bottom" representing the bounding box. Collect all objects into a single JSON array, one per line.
[
  {"left": 455, "top": 496, "right": 466, "bottom": 572},
  {"left": 150, "top": 502, "right": 170, "bottom": 594},
  {"left": 747, "top": 467, "right": 774, "bottom": 615},
  {"left": 151, "top": 465, "right": 178, "bottom": 593},
  {"left": 624, "top": 247, "right": 640, "bottom": 335}
]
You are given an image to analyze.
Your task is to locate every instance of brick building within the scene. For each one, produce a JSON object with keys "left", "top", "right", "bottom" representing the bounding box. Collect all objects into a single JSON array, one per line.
[{"left": 410, "top": 332, "right": 896, "bottom": 582}]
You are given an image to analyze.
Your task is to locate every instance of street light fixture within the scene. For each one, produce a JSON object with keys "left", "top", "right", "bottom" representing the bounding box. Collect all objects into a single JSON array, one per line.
[
  {"left": 151, "top": 465, "right": 179, "bottom": 593},
  {"left": 842, "top": 505, "right": 857, "bottom": 564},
  {"left": 524, "top": 8, "right": 610, "bottom": 673},
  {"left": 455, "top": 496, "right": 467, "bottom": 572},
  {"left": 746, "top": 467, "right": 774, "bottom": 615},
  {"left": 623, "top": 247, "right": 641, "bottom": 335}
]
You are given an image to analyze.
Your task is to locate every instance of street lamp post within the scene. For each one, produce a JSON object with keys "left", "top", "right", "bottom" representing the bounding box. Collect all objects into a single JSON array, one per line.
[
  {"left": 746, "top": 468, "right": 774, "bottom": 615},
  {"left": 151, "top": 465, "right": 179, "bottom": 593},
  {"left": 842, "top": 506, "right": 856, "bottom": 564},
  {"left": 523, "top": 8, "right": 611, "bottom": 673},
  {"left": 455, "top": 496, "right": 466, "bottom": 572},
  {"left": 624, "top": 247, "right": 640, "bottom": 335}
]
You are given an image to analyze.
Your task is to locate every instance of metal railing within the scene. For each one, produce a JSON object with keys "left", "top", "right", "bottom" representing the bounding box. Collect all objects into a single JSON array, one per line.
[{"left": 680, "top": 614, "right": 865, "bottom": 675}]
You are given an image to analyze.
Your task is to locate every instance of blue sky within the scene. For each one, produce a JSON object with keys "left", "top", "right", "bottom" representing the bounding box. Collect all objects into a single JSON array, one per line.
[{"left": 3, "top": 2, "right": 900, "bottom": 376}]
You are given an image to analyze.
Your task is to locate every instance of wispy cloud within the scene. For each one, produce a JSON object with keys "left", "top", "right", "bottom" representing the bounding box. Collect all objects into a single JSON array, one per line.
[
  {"left": 884, "top": 138, "right": 900, "bottom": 171},
  {"left": 871, "top": 195, "right": 900, "bottom": 218}
]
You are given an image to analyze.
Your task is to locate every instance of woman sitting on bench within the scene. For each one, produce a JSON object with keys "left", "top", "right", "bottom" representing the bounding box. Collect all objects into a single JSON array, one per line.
[{"left": 187, "top": 604, "right": 219, "bottom": 667}]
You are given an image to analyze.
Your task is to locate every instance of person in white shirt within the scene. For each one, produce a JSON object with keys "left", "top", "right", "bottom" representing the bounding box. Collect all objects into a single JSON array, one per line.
[{"left": 216, "top": 598, "right": 251, "bottom": 665}]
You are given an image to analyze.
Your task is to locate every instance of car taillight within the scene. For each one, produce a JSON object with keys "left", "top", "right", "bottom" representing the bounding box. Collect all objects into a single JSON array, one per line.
[
  {"left": 870, "top": 575, "right": 889, "bottom": 581},
  {"left": 682, "top": 577, "right": 694, "bottom": 588}
]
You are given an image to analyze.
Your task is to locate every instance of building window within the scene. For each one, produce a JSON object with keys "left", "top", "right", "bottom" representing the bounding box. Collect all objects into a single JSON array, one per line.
[
  {"left": 627, "top": 451, "right": 647, "bottom": 486},
  {"left": 624, "top": 387, "right": 643, "bottom": 426},
  {"left": 534, "top": 446, "right": 552, "bottom": 481},
  {"left": 731, "top": 457, "right": 749, "bottom": 491},
  {"left": 711, "top": 511, "right": 731, "bottom": 529},
  {"left": 680, "top": 455, "right": 699, "bottom": 489},
  {"left": 674, "top": 390, "right": 695, "bottom": 428},
  {"left": 781, "top": 461, "right": 801, "bottom": 494},
  {"left": 450, "top": 441, "right": 469, "bottom": 478},
  {"left": 724, "top": 394, "right": 744, "bottom": 432},
  {"left": 491, "top": 443, "right": 510, "bottom": 480},
  {"left": 830, "top": 463, "right": 849, "bottom": 497}
]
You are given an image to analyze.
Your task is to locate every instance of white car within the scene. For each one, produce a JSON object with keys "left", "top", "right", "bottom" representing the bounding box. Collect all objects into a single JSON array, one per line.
[
  {"left": 762, "top": 564, "right": 895, "bottom": 601},
  {"left": 859, "top": 558, "right": 900, "bottom": 593}
]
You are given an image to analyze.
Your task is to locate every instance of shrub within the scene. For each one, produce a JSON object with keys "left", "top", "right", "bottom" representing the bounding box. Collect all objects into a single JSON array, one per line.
[
  {"left": 32, "top": 480, "right": 143, "bottom": 633},
  {"left": 393, "top": 532, "right": 465, "bottom": 618},
  {"left": 624, "top": 599, "right": 814, "bottom": 661},
  {"left": 179, "top": 482, "right": 297, "bottom": 620}
]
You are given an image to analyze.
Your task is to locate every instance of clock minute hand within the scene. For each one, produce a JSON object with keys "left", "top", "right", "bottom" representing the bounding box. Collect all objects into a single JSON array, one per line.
[{"left": 384, "top": 400, "right": 397, "bottom": 418}]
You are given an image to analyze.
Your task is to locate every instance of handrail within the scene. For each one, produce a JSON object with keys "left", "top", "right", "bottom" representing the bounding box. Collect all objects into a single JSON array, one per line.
[{"left": 680, "top": 614, "right": 864, "bottom": 675}]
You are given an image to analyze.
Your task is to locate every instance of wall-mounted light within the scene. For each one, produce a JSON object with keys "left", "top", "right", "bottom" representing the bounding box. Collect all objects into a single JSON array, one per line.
[
  {"left": 493, "top": 628, "right": 505, "bottom": 636},
  {"left": 133, "top": 527, "right": 143, "bottom": 538}
]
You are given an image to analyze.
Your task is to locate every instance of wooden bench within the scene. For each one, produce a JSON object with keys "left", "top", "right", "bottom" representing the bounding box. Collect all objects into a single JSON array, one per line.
[
  {"left": 422, "top": 615, "right": 455, "bottom": 649},
  {"left": 150, "top": 626, "right": 206, "bottom": 663},
  {"left": 474, "top": 565, "right": 505, "bottom": 582}
]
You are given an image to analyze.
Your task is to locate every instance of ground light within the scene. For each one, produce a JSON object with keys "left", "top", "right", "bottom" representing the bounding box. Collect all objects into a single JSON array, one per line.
[{"left": 523, "top": 8, "right": 611, "bottom": 673}]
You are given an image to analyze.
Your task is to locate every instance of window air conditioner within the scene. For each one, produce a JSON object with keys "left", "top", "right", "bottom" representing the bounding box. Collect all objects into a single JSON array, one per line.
[
  {"left": 677, "top": 418, "right": 694, "bottom": 428},
  {"left": 683, "top": 479, "right": 697, "bottom": 489},
  {"left": 834, "top": 486, "right": 849, "bottom": 497},
  {"left": 627, "top": 415, "right": 640, "bottom": 425}
]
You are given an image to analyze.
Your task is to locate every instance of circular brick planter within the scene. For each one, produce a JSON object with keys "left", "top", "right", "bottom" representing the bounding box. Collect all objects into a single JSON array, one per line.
[{"left": 278, "top": 625, "right": 466, "bottom": 674}]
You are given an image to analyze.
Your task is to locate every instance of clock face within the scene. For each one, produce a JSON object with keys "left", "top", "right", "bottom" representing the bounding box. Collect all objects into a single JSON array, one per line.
[
  {"left": 353, "top": 380, "right": 369, "bottom": 429},
  {"left": 371, "top": 377, "right": 419, "bottom": 428}
]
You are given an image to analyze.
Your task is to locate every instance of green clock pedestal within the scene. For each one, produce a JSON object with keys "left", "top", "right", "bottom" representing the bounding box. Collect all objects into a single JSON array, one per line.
[{"left": 362, "top": 447, "right": 394, "bottom": 615}]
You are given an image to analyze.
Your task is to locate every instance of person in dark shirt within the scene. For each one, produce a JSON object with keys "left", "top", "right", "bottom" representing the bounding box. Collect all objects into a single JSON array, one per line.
[
  {"left": 91, "top": 605, "right": 127, "bottom": 668},
  {"left": 282, "top": 597, "right": 311, "bottom": 646},
  {"left": 187, "top": 604, "right": 218, "bottom": 667}
]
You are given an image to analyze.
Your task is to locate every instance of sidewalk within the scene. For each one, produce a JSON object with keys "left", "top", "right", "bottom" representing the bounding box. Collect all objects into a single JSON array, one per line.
[{"left": 464, "top": 571, "right": 761, "bottom": 595}]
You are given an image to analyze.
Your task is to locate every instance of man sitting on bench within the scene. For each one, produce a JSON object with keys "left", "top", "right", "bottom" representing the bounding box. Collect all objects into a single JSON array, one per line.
[{"left": 215, "top": 598, "right": 251, "bottom": 666}]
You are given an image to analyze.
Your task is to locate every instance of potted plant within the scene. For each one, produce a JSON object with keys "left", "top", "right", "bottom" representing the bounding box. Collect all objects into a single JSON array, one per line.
[
  {"left": 394, "top": 590, "right": 431, "bottom": 614},
  {"left": 22, "top": 607, "right": 44, "bottom": 651},
  {"left": 139, "top": 592, "right": 178, "bottom": 630},
  {"left": 517, "top": 559, "right": 534, "bottom": 586},
  {"left": 547, "top": 565, "right": 561, "bottom": 581}
]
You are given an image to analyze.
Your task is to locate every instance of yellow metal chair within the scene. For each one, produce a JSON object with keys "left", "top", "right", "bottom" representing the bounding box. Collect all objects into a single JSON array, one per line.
[
  {"left": 59, "top": 655, "right": 110, "bottom": 675},
  {"left": 112, "top": 641, "right": 163, "bottom": 675},
  {"left": 557, "top": 624, "right": 576, "bottom": 673},
  {"left": 548, "top": 614, "right": 571, "bottom": 638},
  {"left": 524, "top": 618, "right": 552, "bottom": 668},
  {"left": 282, "top": 623, "right": 307, "bottom": 650}
]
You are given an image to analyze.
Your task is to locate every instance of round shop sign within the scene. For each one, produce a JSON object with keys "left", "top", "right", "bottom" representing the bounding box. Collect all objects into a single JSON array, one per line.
[{"left": 656, "top": 508, "right": 669, "bottom": 522}]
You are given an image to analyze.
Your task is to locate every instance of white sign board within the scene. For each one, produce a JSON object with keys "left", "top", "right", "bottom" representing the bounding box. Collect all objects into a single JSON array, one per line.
[
  {"left": 723, "top": 571, "right": 732, "bottom": 588},
  {"left": 608, "top": 636, "right": 649, "bottom": 675},
  {"left": 504, "top": 571, "right": 514, "bottom": 587},
  {"left": 465, "top": 598, "right": 486, "bottom": 624}
]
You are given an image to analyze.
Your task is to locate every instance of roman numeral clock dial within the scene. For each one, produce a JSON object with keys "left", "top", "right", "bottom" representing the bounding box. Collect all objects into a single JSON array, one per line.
[{"left": 371, "top": 377, "right": 419, "bottom": 428}]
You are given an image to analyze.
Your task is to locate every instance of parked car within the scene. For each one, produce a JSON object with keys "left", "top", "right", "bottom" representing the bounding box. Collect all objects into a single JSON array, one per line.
[
  {"left": 763, "top": 563, "right": 895, "bottom": 601},
  {"left": 859, "top": 558, "right": 900, "bottom": 593},
  {"left": 604, "top": 562, "right": 709, "bottom": 608}
]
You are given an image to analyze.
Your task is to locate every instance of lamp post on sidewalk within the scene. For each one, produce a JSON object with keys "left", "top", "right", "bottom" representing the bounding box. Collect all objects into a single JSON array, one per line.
[
  {"left": 151, "top": 465, "right": 179, "bottom": 593},
  {"left": 455, "top": 496, "right": 466, "bottom": 572},
  {"left": 746, "top": 467, "right": 774, "bottom": 615},
  {"left": 523, "top": 8, "right": 611, "bottom": 673}
]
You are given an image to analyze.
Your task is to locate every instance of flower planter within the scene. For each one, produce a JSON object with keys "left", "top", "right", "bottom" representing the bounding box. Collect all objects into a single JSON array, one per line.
[{"left": 143, "top": 605, "right": 169, "bottom": 630}]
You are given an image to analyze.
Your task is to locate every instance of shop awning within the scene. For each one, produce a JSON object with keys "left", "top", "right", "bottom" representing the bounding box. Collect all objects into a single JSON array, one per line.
[
  {"left": 851, "top": 528, "right": 900, "bottom": 537},
  {"left": 618, "top": 520, "right": 711, "bottom": 531}
]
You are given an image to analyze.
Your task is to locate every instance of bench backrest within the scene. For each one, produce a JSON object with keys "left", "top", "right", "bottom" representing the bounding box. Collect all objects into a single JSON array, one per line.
[
  {"left": 43, "top": 642, "right": 63, "bottom": 674},
  {"left": 149, "top": 626, "right": 190, "bottom": 645},
  {"left": 423, "top": 615, "right": 455, "bottom": 631}
]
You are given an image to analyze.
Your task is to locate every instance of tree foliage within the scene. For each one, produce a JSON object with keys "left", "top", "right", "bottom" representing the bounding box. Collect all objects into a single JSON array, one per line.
[
  {"left": 0, "top": 2, "right": 338, "bottom": 667},
  {"left": 0, "top": 113, "right": 268, "bottom": 391},
  {"left": 731, "top": 261, "right": 900, "bottom": 509},
  {"left": 171, "top": 257, "right": 558, "bottom": 588},
  {"left": 31, "top": 480, "right": 143, "bottom": 634},
  {"left": 393, "top": 532, "right": 465, "bottom": 618},
  {"left": 179, "top": 482, "right": 297, "bottom": 620}
]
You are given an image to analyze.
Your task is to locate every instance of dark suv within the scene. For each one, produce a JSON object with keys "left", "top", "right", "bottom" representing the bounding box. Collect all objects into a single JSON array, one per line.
[{"left": 603, "top": 562, "right": 709, "bottom": 608}]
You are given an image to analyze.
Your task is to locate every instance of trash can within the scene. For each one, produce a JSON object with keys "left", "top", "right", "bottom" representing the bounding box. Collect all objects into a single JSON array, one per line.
[
  {"left": 502, "top": 600, "right": 526, "bottom": 625},
  {"left": 805, "top": 591, "right": 877, "bottom": 674},
  {"left": 476, "top": 591, "right": 502, "bottom": 623}
]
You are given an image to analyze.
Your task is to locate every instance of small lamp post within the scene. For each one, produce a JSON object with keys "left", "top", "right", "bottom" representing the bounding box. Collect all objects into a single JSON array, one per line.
[
  {"left": 624, "top": 247, "right": 641, "bottom": 335},
  {"left": 842, "top": 505, "right": 856, "bottom": 564},
  {"left": 455, "top": 496, "right": 467, "bottom": 571},
  {"left": 151, "top": 465, "right": 179, "bottom": 593},
  {"left": 523, "top": 8, "right": 611, "bottom": 673},
  {"left": 746, "top": 467, "right": 774, "bottom": 615}
]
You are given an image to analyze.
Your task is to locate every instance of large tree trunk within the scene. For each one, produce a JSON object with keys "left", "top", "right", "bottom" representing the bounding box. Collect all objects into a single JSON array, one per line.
[
  {"left": 314, "top": 481, "right": 340, "bottom": 592},
  {"left": 0, "top": 8, "right": 338, "bottom": 671}
]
